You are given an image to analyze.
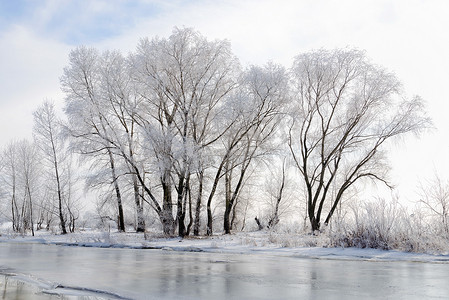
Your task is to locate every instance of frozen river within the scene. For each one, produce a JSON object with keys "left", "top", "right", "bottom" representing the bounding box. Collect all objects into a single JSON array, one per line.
[{"left": 0, "top": 242, "right": 448, "bottom": 299}]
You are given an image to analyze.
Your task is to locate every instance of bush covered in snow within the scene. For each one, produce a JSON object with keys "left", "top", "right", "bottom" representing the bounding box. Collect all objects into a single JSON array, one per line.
[{"left": 325, "top": 198, "right": 449, "bottom": 254}]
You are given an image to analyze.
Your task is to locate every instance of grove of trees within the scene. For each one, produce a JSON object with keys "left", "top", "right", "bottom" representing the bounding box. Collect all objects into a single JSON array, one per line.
[{"left": 0, "top": 28, "right": 432, "bottom": 238}]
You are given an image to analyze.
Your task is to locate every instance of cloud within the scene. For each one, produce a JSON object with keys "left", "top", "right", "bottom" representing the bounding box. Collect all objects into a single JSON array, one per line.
[
  {"left": 1, "top": 0, "right": 449, "bottom": 202},
  {"left": 0, "top": 0, "right": 166, "bottom": 45},
  {"left": 0, "top": 25, "right": 69, "bottom": 142}
]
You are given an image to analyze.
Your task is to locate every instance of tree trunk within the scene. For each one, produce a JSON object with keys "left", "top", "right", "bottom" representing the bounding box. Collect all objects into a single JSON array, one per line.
[
  {"left": 176, "top": 175, "right": 186, "bottom": 238},
  {"left": 20, "top": 195, "right": 26, "bottom": 234},
  {"left": 11, "top": 198, "right": 16, "bottom": 232},
  {"left": 11, "top": 168, "right": 17, "bottom": 232},
  {"left": 255, "top": 217, "right": 263, "bottom": 230},
  {"left": 193, "top": 171, "right": 203, "bottom": 236},
  {"left": 71, "top": 218, "right": 75, "bottom": 233},
  {"left": 108, "top": 149, "right": 125, "bottom": 232},
  {"left": 27, "top": 186, "right": 34, "bottom": 237},
  {"left": 55, "top": 167, "right": 67, "bottom": 234},
  {"left": 224, "top": 167, "right": 232, "bottom": 234},
  {"left": 50, "top": 134, "right": 67, "bottom": 235},
  {"left": 130, "top": 161, "right": 174, "bottom": 236},
  {"left": 206, "top": 207, "right": 213, "bottom": 236},
  {"left": 224, "top": 207, "right": 232, "bottom": 234},
  {"left": 223, "top": 164, "right": 247, "bottom": 234},
  {"left": 133, "top": 174, "right": 145, "bottom": 232},
  {"left": 230, "top": 199, "right": 238, "bottom": 230},
  {"left": 240, "top": 200, "right": 249, "bottom": 231},
  {"left": 307, "top": 189, "right": 320, "bottom": 232},
  {"left": 128, "top": 134, "right": 145, "bottom": 233},
  {"left": 186, "top": 182, "right": 193, "bottom": 236},
  {"left": 206, "top": 149, "right": 234, "bottom": 236},
  {"left": 268, "top": 163, "right": 285, "bottom": 228},
  {"left": 309, "top": 214, "right": 320, "bottom": 232},
  {"left": 161, "top": 174, "right": 175, "bottom": 235},
  {"left": 206, "top": 161, "right": 226, "bottom": 235},
  {"left": 12, "top": 194, "right": 18, "bottom": 232},
  {"left": 180, "top": 175, "right": 190, "bottom": 236},
  {"left": 206, "top": 176, "right": 220, "bottom": 236}
]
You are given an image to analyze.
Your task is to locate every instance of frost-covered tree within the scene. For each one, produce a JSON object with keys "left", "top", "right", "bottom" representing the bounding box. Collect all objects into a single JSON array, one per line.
[
  {"left": 288, "top": 48, "right": 431, "bottom": 231},
  {"left": 62, "top": 47, "right": 127, "bottom": 232},
  {"left": 58, "top": 29, "right": 432, "bottom": 238},
  {"left": 131, "top": 27, "right": 239, "bottom": 236},
  {"left": 0, "top": 140, "right": 41, "bottom": 235},
  {"left": 418, "top": 175, "right": 449, "bottom": 234},
  {"left": 1, "top": 142, "right": 20, "bottom": 231},
  {"left": 33, "top": 101, "right": 69, "bottom": 234},
  {"left": 97, "top": 50, "right": 146, "bottom": 232},
  {"left": 220, "top": 63, "right": 288, "bottom": 234},
  {"left": 264, "top": 155, "right": 295, "bottom": 229}
]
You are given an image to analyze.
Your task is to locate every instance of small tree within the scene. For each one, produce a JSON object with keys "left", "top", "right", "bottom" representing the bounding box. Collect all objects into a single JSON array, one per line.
[
  {"left": 17, "top": 140, "right": 41, "bottom": 236},
  {"left": 418, "top": 174, "right": 449, "bottom": 234},
  {"left": 264, "top": 156, "right": 293, "bottom": 229},
  {"left": 1, "top": 142, "right": 20, "bottom": 232}
]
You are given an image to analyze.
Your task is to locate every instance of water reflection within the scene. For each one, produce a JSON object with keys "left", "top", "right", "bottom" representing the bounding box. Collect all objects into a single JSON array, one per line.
[{"left": 1, "top": 243, "right": 449, "bottom": 299}]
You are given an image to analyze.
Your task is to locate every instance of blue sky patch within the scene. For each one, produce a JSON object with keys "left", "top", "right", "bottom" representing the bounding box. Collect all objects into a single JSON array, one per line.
[{"left": 0, "top": 0, "right": 163, "bottom": 44}]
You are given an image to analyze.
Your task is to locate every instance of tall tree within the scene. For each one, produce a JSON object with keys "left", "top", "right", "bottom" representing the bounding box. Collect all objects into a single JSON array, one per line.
[
  {"left": 221, "top": 63, "right": 288, "bottom": 234},
  {"left": 62, "top": 47, "right": 126, "bottom": 232},
  {"left": 288, "top": 48, "right": 431, "bottom": 231},
  {"left": 131, "top": 27, "right": 239, "bottom": 236},
  {"left": 98, "top": 50, "right": 146, "bottom": 232},
  {"left": 33, "top": 101, "right": 68, "bottom": 234}
]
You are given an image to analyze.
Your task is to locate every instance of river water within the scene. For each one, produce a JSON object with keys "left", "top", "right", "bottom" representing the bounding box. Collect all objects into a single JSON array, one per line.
[{"left": 0, "top": 242, "right": 448, "bottom": 299}]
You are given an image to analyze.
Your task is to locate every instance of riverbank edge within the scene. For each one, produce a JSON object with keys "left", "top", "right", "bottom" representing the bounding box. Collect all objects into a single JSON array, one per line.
[{"left": 1, "top": 230, "right": 449, "bottom": 264}]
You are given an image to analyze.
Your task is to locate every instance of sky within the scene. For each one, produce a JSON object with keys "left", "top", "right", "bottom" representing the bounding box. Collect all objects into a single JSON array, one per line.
[{"left": 0, "top": 0, "right": 448, "bottom": 203}]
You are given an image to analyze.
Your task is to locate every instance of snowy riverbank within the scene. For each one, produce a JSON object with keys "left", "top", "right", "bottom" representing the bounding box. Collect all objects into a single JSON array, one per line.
[
  {"left": 1, "top": 230, "right": 449, "bottom": 299},
  {"left": 1, "top": 230, "right": 448, "bottom": 264}
]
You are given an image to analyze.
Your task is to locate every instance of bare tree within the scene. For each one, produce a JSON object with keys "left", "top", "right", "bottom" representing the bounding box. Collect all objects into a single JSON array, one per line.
[
  {"left": 288, "top": 48, "right": 431, "bottom": 231},
  {"left": 418, "top": 174, "right": 449, "bottom": 233},
  {"left": 33, "top": 101, "right": 68, "bottom": 234},
  {"left": 1, "top": 142, "right": 20, "bottom": 232},
  {"left": 62, "top": 47, "right": 126, "bottom": 232},
  {"left": 131, "top": 27, "right": 239, "bottom": 236},
  {"left": 1, "top": 140, "right": 43, "bottom": 235},
  {"left": 97, "top": 50, "right": 147, "bottom": 232},
  {"left": 264, "top": 155, "right": 294, "bottom": 229},
  {"left": 17, "top": 140, "right": 41, "bottom": 236},
  {"left": 221, "top": 63, "right": 288, "bottom": 234},
  {"left": 61, "top": 155, "right": 81, "bottom": 233}
]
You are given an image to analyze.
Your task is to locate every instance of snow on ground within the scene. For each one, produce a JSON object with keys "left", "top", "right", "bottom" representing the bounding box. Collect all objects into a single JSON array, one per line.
[{"left": 1, "top": 229, "right": 448, "bottom": 264}]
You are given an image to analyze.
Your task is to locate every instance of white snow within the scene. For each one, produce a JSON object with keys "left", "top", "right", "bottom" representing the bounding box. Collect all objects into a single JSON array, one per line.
[{"left": 1, "top": 229, "right": 448, "bottom": 264}]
